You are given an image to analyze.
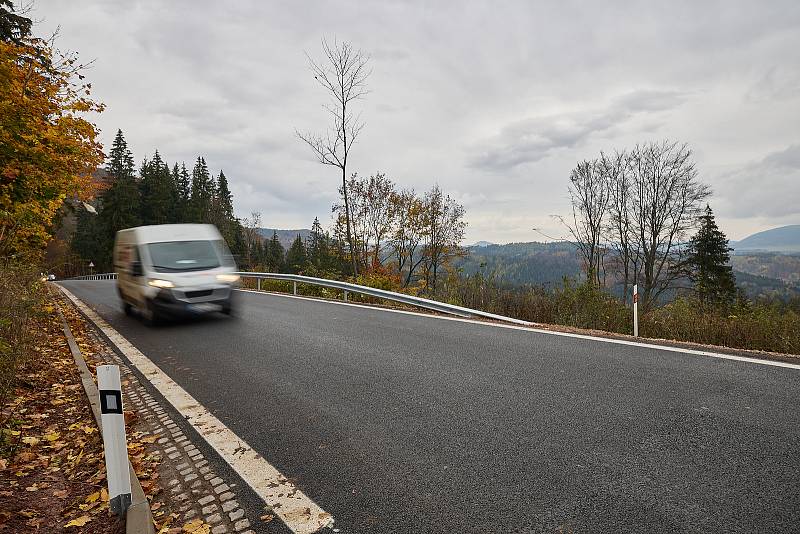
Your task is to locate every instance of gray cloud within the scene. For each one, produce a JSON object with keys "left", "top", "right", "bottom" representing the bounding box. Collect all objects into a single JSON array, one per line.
[
  {"left": 470, "top": 90, "right": 688, "bottom": 171},
  {"left": 716, "top": 144, "right": 800, "bottom": 219}
]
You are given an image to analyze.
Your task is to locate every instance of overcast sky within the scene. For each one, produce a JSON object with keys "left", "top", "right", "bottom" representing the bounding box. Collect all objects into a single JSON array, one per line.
[{"left": 36, "top": 1, "right": 800, "bottom": 242}]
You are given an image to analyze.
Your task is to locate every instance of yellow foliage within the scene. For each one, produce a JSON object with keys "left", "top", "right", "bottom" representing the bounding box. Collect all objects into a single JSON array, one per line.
[{"left": 0, "top": 38, "right": 104, "bottom": 256}]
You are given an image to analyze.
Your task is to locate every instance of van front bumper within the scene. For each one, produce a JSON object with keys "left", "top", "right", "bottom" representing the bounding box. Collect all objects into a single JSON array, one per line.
[{"left": 150, "top": 286, "right": 234, "bottom": 316}]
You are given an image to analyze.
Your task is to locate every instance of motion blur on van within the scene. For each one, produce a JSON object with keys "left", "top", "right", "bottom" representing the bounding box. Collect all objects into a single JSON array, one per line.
[{"left": 113, "top": 224, "right": 239, "bottom": 324}]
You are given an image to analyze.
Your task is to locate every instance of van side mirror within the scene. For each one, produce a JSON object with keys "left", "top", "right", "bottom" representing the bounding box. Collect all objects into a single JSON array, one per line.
[{"left": 131, "top": 261, "right": 143, "bottom": 277}]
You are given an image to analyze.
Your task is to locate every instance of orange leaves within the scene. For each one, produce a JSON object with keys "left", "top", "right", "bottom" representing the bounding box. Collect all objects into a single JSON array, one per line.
[
  {"left": 64, "top": 515, "right": 92, "bottom": 527},
  {"left": 0, "top": 39, "right": 104, "bottom": 255},
  {"left": 182, "top": 518, "right": 211, "bottom": 533}
]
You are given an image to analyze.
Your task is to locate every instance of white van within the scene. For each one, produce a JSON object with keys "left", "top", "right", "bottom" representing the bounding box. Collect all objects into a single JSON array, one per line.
[{"left": 113, "top": 224, "right": 239, "bottom": 324}]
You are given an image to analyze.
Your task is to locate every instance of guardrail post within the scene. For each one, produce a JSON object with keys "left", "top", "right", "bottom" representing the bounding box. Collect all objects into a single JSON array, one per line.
[
  {"left": 293, "top": 281, "right": 297, "bottom": 295},
  {"left": 343, "top": 290, "right": 348, "bottom": 302},
  {"left": 97, "top": 365, "right": 132, "bottom": 516},
  {"left": 633, "top": 284, "right": 639, "bottom": 337},
  {"left": 257, "top": 278, "right": 261, "bottom": 291}
]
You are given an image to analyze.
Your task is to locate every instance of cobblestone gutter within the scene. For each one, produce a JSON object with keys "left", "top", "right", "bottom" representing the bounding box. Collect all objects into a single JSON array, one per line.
[{"left": 56, "top": 289, "right": 260, "bottom": 534}]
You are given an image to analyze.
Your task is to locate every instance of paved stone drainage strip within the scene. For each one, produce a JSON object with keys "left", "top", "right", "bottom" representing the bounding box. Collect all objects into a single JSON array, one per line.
[{"left": 65, "top": 300, "right": 257, "bottom": 534}]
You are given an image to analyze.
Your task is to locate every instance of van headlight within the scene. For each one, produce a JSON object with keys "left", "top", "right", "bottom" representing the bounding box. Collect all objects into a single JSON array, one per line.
[
  {"left": 147, "top": 279, "right": 174, "bottom": 288},
  {"left": 216, "top": 274, "right": 240, "bottom": 283}
]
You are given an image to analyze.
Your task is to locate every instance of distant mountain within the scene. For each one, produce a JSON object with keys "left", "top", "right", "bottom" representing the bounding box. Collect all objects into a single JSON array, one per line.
[
  {"left": 732, "top": 225, "right": 800, "bottom": 254},
  {"left": 471, "top": 240, "right": 496, "bottom": 247},
  {"left": 257, "top": 228, "right": 311, "bottom": 249}
]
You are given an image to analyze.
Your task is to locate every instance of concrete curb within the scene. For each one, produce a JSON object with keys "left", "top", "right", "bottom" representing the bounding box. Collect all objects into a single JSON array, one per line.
[{"left": 55, "top": 300, "right": 155, "bottom": 534}]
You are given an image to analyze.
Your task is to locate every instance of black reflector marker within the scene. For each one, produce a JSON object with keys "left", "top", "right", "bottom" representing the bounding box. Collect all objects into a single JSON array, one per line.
[{"left": 97, "top": 365, "right": 132, "bottom": 515}]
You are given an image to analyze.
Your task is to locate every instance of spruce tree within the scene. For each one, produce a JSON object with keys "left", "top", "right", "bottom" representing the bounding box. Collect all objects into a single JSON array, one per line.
[
  {"left": 685, "top": 205, "right": 736, "bottom": 305},
  {"left": 189, "top": 157, "right": 213, "bottom": 222},
  {"left": 98, "top": 130, "right": 140, "bottom": 263},
  {"left": 174, "top": 162, "right": 191, "bottom": 221},
  {"left": 266, "top": 231, "right": 285, "bottom": 272},
  {"left": 139, "top": 151, "right": 177, "bottom": 225},
  {"left": 286, "top": 234, "right": 308, "bottom": 273},
  {"left": 211, "top": 170, "right": 236, "bottom": 242}
]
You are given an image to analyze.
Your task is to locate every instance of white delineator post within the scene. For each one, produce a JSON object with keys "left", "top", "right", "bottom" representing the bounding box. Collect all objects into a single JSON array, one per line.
[
  {"left": 633, "top": 284, "right": 639, "bottom": 337},
  {"left": 97, "top": 365, "right": 132, "bottom": 516}
]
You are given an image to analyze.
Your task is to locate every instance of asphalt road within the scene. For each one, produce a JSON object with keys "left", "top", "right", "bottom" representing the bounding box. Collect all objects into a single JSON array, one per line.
[{"left": 60, "top": 280, "right": 800, "bottom": 533}]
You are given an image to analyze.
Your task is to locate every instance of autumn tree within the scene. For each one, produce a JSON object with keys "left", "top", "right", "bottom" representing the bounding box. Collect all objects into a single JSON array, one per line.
[
  {"left": 297, "top": 38, "right": 371, "bottom": 277},
  {"left": 391, "top": 189, "right": 427, "bottom": 287},
  {"left": 239, "top": 211, "right": 263, "bottom": 270},
  {"left": 421, "top": 185, "right": 467, "bottom": 294},
  {"left": 1, "top": 21, "right": 104, "bottom": 256}
]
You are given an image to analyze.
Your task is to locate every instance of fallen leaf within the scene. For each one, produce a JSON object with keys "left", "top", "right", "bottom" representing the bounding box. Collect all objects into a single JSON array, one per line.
[
  {"left": 53, "top": 489, "right": 68, "bottom": 498},
  {"left": 65, "top": 515, "right": 92, "bottom": 527},
  {"left": 16, "top": 451, "right": 36, "bottom": 462},
  {"left": 22, "top": 436, "right": 40, "bottom": 446},
  {"left": 182, "top": 518, "right": 210, "bottom": 533},
  {"left": 44, "top": 431, "right": 60, "bottom": 441},
  {"left": 85, "top": 491, "right": 100, "bottom": 503},
  {"left": 260, "top": 514, "right": 275, "bottom": 523}
]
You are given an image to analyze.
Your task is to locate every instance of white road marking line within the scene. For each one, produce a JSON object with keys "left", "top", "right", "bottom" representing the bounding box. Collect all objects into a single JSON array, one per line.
[
  {"left": 237, "top": 288, "right": 800, "bottom": 370},
  {"left": 59, "top": 285, "right": 334, "bottom": 533}
]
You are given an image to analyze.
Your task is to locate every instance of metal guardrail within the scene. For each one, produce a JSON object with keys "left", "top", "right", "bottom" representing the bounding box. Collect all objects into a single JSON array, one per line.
[
  {"left": 235, "top": 271, "right": 535, "bottom": 326},
  {"left": 71, "top": 273, "right": 118, "bottom": 280},
  {"left": 67, "top": 270, "right": 533, "bottom": 326}
]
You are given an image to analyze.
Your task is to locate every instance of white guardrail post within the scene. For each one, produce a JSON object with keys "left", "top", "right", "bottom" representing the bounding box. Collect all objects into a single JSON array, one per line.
[
  {"left": 97, "top": 365, "right": 133, "bottom": 516},
  {"left": 633, "top": 284, "right": 639, "bottom": 337}
]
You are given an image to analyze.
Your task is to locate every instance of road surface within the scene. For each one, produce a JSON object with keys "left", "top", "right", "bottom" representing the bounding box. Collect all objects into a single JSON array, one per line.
[{"left": 59, "top": 280, "right": 800, "bottom": 533}]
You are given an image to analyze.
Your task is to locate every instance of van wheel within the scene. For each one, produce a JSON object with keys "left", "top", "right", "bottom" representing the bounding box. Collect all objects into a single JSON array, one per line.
[
  {"left": 122, "top": 301, "right": 133, "bottom": 316},
  {"left": 142, "top": 301, "right": 161, "bottom": 326}
]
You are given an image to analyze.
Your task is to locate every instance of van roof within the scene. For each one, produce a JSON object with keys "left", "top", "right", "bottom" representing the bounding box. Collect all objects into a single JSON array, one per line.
[{"left": 118, "top": 224, "right": 222, "bottom": 243}]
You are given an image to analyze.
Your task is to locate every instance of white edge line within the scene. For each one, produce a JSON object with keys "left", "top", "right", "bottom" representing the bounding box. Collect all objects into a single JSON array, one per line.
[
  {"left": 58, "top": 285, "right": 334, "bottom": 533},
  {"left": 236, "top": 288, "right": 800, "bottom": 371}
]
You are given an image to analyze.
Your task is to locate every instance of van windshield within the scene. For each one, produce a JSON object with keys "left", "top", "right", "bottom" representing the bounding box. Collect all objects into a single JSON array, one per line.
[{"left": 147, "top": 240, "right": 222, "bottom": 272}]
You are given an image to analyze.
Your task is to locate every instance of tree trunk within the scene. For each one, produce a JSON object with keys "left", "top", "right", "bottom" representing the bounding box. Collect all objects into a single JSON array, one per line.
[{"left": 341, "top": 168, "right": 358, "bottom": 277}]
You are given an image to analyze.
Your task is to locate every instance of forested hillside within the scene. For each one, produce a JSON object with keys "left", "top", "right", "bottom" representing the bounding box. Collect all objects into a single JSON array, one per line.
[{"left": 456, "top": 242, "right": 581, "bottom": 287}]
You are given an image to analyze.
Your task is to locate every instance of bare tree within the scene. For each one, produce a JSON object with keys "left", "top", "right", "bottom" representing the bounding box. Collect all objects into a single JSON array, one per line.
[
  {"left": 560, "top": 159, "right": 610, "bottom": 286},
  {"left": 421, "top": 185, "right": 467, "bottom": 294},
  {"left": 240, "top": 211, "right": 262, "bottom": 269},
  {"left": 297, "top": 38, "right": 371, "bottom": 277},
  {"left": 602, "top": 150, "right": 637, "bottom": 303},
  {"left": 627, "top": 140, "right": 710, "bottom": 311}
]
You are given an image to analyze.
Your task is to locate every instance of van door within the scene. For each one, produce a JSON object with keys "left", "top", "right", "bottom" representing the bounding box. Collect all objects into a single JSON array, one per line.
[{"left": 117, "top": 244, "right": 145, "bottom": 305}]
